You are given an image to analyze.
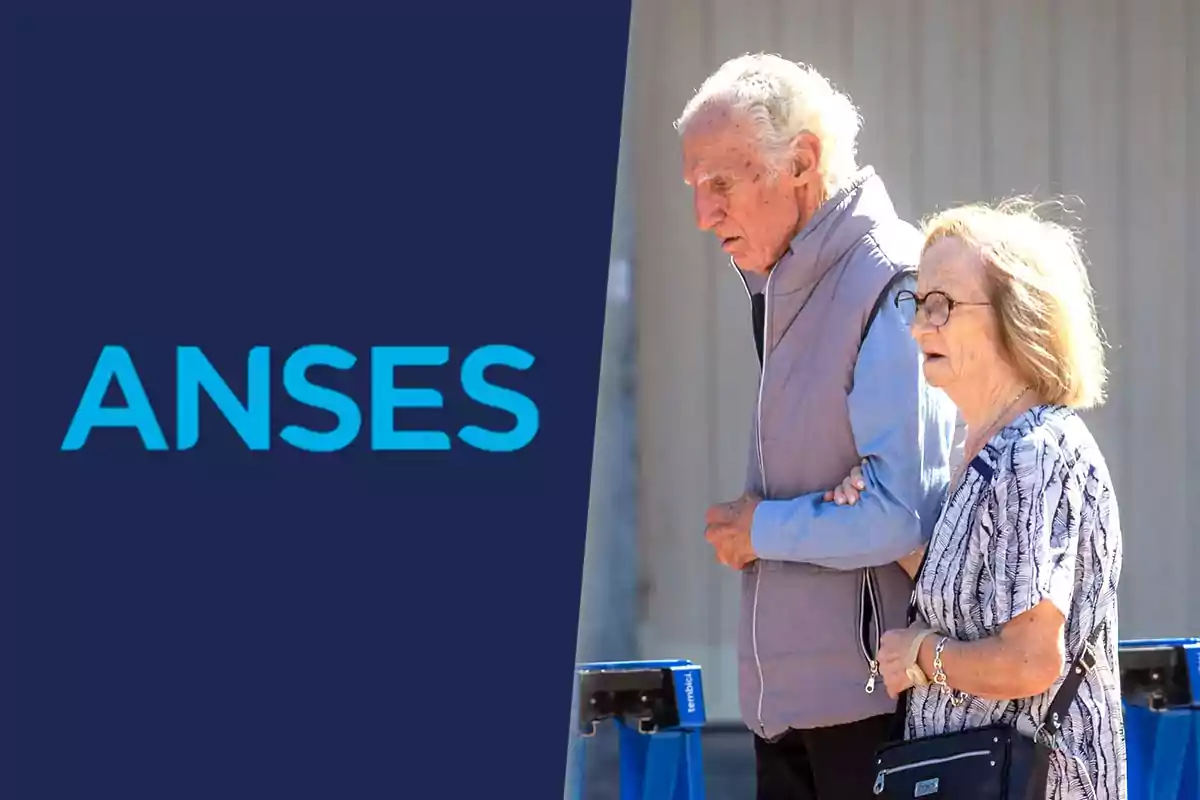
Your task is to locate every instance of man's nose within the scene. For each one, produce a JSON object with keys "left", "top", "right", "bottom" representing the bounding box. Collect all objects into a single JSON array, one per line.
[
  {"left": 693, "top": 190, "right": 724, "bottom": 231},
  {"left": 910, "top": 315, "right": 934, "bottom": 341}
]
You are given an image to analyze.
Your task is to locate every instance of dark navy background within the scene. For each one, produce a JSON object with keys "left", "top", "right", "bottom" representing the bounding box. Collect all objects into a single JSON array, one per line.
[{"left": 3, "top": 5, "right": 630, "bottom": 798}]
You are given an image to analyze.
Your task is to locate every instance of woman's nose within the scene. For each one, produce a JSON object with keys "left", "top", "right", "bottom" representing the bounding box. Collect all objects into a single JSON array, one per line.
[{"left": 910, "top": 315, "right": 934, "bottom": 341}]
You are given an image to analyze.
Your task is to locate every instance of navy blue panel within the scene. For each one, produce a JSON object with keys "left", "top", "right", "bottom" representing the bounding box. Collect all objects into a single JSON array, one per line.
[
  {"left": 2, "top": 4, "right": 629, "bottom": 798},
  {"left": 970, "top": 454, "right": 994, "bottom": 483}
]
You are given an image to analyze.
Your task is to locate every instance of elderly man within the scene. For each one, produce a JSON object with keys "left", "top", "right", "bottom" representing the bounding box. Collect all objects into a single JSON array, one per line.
[{"left": 675, "top": 54, "right": 959, "bottom": 799}]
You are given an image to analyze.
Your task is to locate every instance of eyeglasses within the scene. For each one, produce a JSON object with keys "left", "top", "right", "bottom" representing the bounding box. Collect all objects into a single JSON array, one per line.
[{"left": 894, "top": 289, "right": 990, "bottom": 328}]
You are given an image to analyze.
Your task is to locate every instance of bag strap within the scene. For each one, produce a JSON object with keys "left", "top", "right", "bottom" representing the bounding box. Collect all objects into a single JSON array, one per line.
[
  {"left": 1023, "top": 622, "right": 1105, "bottom": 800},
  {"left": 859, "top": 266, "right": 916, "bottom": 349},
  {"left": 855, "top": 266, "right": 918, "bottom": 701},
  {"left": 1034, "top": 622, "right": 1105, "bottom": 745}
]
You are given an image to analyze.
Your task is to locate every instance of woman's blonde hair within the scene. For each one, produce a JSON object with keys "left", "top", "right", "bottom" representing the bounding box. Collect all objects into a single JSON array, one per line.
[{"left": 920, "top": 198, "right": 1109, "bottom": 409}]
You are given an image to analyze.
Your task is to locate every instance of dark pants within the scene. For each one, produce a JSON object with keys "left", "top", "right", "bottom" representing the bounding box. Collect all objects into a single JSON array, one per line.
[{"left": 754, "top": 713, "right": 895, "bottom": 800}]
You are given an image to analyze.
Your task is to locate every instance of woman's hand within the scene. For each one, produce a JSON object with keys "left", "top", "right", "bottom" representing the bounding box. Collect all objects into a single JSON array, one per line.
[
  {"left": 881, "top": 602, "right": 1069, "bottom": 703},
  {"left": 878, "top": 622, "right": 929, "bottom": 699},
  {"left": 823, "top": 460, "right": 867, "bottom": 505}
]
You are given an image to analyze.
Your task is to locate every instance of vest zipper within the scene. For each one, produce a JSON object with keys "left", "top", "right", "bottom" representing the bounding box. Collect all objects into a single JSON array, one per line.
[
  {"left": 732, "top": 258, "right": 773, "bottom": 738},
  {"left": 859, "top": 565, "right": 883, "bottom": 693}
]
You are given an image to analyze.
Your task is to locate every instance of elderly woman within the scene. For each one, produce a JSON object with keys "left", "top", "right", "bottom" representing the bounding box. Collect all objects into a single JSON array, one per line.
[{"left": 828, "top": 199, "right": 1125, "bottom": 800}]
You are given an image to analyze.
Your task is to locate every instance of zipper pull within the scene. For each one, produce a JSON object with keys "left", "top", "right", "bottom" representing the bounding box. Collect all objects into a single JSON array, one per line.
[
  {"left": 865, "top": 660, "right": 879, "bottom": 694},
  {"left": 873, "top": 771, "right": 885, "bottom": 795}
]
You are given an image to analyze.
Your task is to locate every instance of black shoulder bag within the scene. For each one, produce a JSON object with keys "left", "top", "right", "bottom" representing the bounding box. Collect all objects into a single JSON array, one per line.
[{"left": 868, "top": 458, "right": 1105, "bottom": 799}]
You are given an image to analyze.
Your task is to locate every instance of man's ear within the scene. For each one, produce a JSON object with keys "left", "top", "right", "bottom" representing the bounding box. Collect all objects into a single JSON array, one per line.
[{"left": 789, "top": 131, "right": 822, "bottom": 182}]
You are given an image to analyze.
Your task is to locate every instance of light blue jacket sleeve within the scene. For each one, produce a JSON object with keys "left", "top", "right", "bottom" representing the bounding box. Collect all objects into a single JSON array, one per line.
[{"left": 749, "top": 274, "right": 958, "bottom": 570}]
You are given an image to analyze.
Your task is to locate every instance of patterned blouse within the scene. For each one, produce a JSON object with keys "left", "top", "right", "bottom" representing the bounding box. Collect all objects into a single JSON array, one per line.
[{"left": 905, "top": 404, "right": 1127, "bottom": 800}]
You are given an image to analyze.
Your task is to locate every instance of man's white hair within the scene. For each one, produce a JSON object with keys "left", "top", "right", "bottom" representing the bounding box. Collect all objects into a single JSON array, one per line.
[{"left": 674, "top": 53, "right": 863, "bottom": 197}]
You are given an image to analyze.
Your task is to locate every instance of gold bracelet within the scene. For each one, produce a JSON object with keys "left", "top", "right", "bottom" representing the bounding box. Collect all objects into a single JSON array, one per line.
[
  {"left": 932, "top": 636, "right": 965, "bottom": 707},
  {"left": 932, "top": 636, "right": 950, "bottom": 684}
]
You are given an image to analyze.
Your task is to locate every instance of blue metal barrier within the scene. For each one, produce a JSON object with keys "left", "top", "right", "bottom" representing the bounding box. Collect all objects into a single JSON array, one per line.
[
  {"left": 1119, "top": 638, "right": 1200, "bottom": 800},
  {"left": 571, "top": 659, "right": 707, "bottom": 800}
]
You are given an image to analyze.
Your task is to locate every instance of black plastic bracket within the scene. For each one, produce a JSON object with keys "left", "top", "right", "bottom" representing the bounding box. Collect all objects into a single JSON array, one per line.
[
  {"left": 577, "top": 667, "right": 681, "bottom": 736},
  {"left": 1119, "top": 643, "right": 1196, "bottom": 710}
]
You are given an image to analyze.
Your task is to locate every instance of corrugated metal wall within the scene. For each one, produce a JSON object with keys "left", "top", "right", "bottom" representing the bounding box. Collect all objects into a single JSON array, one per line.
[{"left": 625, "top": 0, "right": 1198, "bottom": 721}]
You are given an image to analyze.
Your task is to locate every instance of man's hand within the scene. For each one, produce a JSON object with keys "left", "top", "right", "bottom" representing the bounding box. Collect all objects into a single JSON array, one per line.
[{"left": 704, "top": 493, "right": 762, "bottom": 570}]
